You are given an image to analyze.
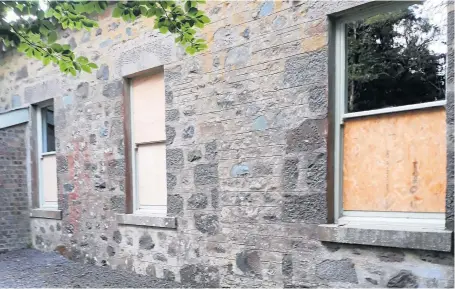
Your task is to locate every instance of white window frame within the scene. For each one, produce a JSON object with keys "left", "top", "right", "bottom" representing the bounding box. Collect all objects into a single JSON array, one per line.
[
  {"left": 128, "top": 78, "right": 167, "bottom": 216},
  {"left": 333, "top": 1, "right": 446, "bottom": 228},
  {"left": 36, "top": 100, "right": 57, "bottom": 209}
]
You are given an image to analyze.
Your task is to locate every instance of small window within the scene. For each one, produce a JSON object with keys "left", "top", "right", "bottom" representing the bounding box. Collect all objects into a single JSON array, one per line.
[
  {"left": 333, "top": 2, "right": 448, "bottom": 226},
  {"left": 36, "top": 102, "right": 57, "bottom": 209},
  {"left": 129, "top": 70, "right": 167, "bottom": 216},
  {"left": 41, "top": 106, "right": 55, "bottom": 153}
]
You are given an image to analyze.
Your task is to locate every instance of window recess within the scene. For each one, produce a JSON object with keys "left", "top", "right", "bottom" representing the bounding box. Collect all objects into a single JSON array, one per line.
[
  {"left": 36, "top": 102, "right": 57, "bottom": 209},
  {"left": 129, "top": 70, "right": 167, "bottom": 216},
  {"left": 332, "top": 1, "right": 448, "bottom": 227}
]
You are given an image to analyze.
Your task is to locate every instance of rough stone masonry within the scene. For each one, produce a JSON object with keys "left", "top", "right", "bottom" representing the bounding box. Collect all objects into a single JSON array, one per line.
[{"left": 0, "top": 1, "right": 454, "bottom": 288}]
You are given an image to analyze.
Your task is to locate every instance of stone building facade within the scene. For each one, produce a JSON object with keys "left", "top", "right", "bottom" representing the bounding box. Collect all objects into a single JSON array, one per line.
[{"left": 0, "top": 1, "right": 454, "bottom": 287}]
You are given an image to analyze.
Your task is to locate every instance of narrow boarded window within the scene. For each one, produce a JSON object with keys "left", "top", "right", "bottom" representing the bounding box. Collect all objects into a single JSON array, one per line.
[
  {"left": 130, "top": 70, "right": 167, "bottom": 215},
  {"left": 37, "top": 103, "right": 57, "bottom": 208}
]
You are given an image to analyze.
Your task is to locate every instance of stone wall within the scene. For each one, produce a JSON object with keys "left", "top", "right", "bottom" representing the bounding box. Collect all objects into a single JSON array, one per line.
[
  {"left": 0, "top": 1, "right": 453, "bottom": 287},
  {"left": 0, "top": 124, "right": 30, "bottom": 252}
]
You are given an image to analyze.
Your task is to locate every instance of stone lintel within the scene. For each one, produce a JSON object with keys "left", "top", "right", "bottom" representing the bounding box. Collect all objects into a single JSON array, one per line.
[
  {"left": 116, "top": 213, "right": 177, "bottom": 229},
  {"left": 318, "top": 224, "right": 453, "bottom": 252},
  {"left": 30, "top": 208, "right": 62, "bottom": 220}
]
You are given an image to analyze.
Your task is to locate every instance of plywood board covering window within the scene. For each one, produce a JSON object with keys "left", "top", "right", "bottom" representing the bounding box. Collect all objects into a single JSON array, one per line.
[
  {"left": 342, "top": 108, "right": 446, "bottom": 213},
  {"left": 131, "top": 71, "right": 167, "bottom": 215},
  {"left": 42, "top": 154, "right": 58, "bottom": 204},
  {"left": 132, "top": 73, "right": 166, "bottom": 144},
  {"left": 37, "top": 104, "right": 57, "bottom": 208}
]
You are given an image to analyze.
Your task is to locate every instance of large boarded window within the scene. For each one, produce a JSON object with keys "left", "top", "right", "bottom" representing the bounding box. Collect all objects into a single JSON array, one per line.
[
  {"left": 129, "top": 70, "right": 167, "bottom": 215},
  {"left": 37, "top": 102, "right": 57, "bottom": 208},
  {"left": 333, "top": 2, "right": 448, "bottom": 223}
]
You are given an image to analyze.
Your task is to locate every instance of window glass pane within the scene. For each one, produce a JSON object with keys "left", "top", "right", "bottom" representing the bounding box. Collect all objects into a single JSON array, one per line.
[
  {"left": 346, "top": 2, "right": 447, "bottom": 112},
  {"left": 42, "top": 106, "right": 55, "bottom": 152}
]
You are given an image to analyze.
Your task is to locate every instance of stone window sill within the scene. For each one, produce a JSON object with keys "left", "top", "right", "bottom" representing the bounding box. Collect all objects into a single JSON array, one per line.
[
  {"left": 30, "top": 208, "right": 62, "bottom": 220},
  {"left": 318, "top": 222, "right": 453, "bottom": 252},
  {"left": 116, "top": 214, "right": 177, "bottom": 229}
]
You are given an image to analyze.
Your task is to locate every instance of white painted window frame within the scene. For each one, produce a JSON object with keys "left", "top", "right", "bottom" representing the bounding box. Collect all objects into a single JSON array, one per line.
[
  {"left": 36, "top": 100, "right": 57, "bottom": 209},
  {"left": 128, "top": 81, "right": 167, "bottom": 216},
  {"left": 333, "top": 1, "right": 446, "bottom": 228}
]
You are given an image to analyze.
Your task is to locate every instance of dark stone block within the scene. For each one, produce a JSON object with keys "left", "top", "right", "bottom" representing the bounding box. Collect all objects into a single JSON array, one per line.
[
  {"left": 211, "top": 188, "right": 219, "bottom": 209},
  {"left": 183, "top": 125, "right": 195, "bottom": 139},
  {"left": 282, "top": 254, "right": 293, "bottom": 277},
  {"left": 163, "top": 269, "right": 175, "bottom": 281},
  {"left": 113, "top": 230, "right": 122, "bottom": 244},
  {"left": 366, "top": 278, "right": 378, "bottom": 285},
  {"left": 316, "top": 258, "right": 358, "bottom": 283},
  {"left": 205, "top": 140, "right": 217, "bottom": 161},
  {"left": 236, "top": 250, "right": 261, "bottom": 276},
  {"left": 188, "top": 150, "right": 202, "bottom": 162},
  {"left": 180, "top": 264, "right": 220, "bottom": 288},
  {"left": 188, "top": 193, "right": 208, "bottom": 209},
  {"left": 377, "top": 249, "right": 405, "bottom": 262},
  {"left": 307, "top": 153, "right": 326, "bottom": 190},
  {"left": 106, "top": 245, "right": 115, "bottom": 256},
  {"left": 153, "top": 253, "right": 167, "bottom": 262},
  {"left": 139, "top": 234, "right": 155, "bottom": 250},
  {"left": 75, "top": 82, "right": 89, "bottom": 99},
  {"left": 282, "top": 193, "right": 326, "bottom": 223},
  {"left": 146, "top": 264, "right": 156, "bottom": 277},
  {"left": 63, "top": 183, "right": 74, "bottom": 192},
  {"left": 282, "top": 158, "right": 299, "bottom": 190},
  {"left": 167, "top": 173, "right": 177, "bottom": 191},
  {"left": 166, "top": 126, "right": 176, "bottom": 145},
  {"left": 286, "top": 119, "right": 325, "bottom": 153},
  {"left": 96, "top": 64, "right": 110, "bottom": 81},
  {"left": 16, "top": 66, "right": 28, "bottom": 80},
  {"left": 69, "top": 37, "right": 77, "bottom": 49},
  {"left": 387, "top": 270, "right": 418, "bottom": 288},
  {"left": 167, "top": 194, "right": 183, "bottom": 215},
  {"left": 102, "top": 80, "right": 123, "bottom": 98},
  {"left": 166, "top": 109, "right": 180, "bottom": 122},
  {"left": 417, "top": 251, "right": 453, "bottom": 266},
  {"left": 110, "top": 195, "right": 125, "bottom": 212},
  {"left": 194, "top": 213, "right": 219, "bottom": 235},
  {"left": 283, "top": 50, "right": 327, "bottom": 88},
  {"left": 194, "top": 164, "right": 219, "bottom": 186},
  {"left": 166, "top": 149, "right": 184, "bottom": 169}
]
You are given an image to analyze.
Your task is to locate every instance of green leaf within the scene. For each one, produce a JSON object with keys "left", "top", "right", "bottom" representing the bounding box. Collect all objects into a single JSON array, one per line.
[
  {"left": 159, "top": 26, "right": 169, "bottom": 34},
  {"left": 51, "top": 43, "right": 62, "bottom": 53},
  {"left": 48, "top": 31, "right": 57, "bottom": 44},
  {"left": 88, "top": 63, "right": 98, "bottom": 69},
  {"left": 112, "top": 7, "right": 122, "bottom": 17},
  {"left": 69, "top": 67, "right": 77, "bottom": 76},
  {"left": 81, "top": 65, "right": 92, "bottom": 73},
  {"left": 43, "top": 57, "right": 51, "bottom": 66},
  {"left": 76, "top": 56, "right": 89, "bottom": 64},
  {"left": 186, "top": 46, "right": 196, "bottom": 54},
  {"left": 199, "top": 15, "right": 210, "bottom": 23},
  {"left": 39, "top": 26, "right": 48, "bottom": 36}
]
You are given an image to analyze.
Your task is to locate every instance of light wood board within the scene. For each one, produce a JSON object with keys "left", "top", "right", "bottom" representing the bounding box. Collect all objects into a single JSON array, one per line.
[{"left": 343, "top": 107, "right": 446, "bottom": 212}]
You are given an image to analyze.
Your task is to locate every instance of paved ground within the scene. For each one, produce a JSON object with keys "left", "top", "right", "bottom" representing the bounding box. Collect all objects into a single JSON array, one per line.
[{"left": 0, "top": 249, "right": 181, "bottom": 288}]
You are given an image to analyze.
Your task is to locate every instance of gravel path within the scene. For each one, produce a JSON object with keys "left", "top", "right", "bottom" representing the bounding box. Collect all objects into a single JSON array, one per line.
[{"left": 0, "top": 249, "right": 181, "bottom": 288}]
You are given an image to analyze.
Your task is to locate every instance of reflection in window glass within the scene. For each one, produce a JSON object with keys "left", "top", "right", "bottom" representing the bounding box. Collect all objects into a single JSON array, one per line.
[
  {"left": 42, "top": 106, "right": 55, "bottom": 153},
  {"left": 347, "top": 3, "right": 447, "bottom": 112}
]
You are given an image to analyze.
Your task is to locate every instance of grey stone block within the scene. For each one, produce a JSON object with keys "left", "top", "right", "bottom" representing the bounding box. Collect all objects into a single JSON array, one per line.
[{"left": 316, "top": 258, "right": 358, "bottom": 283}]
